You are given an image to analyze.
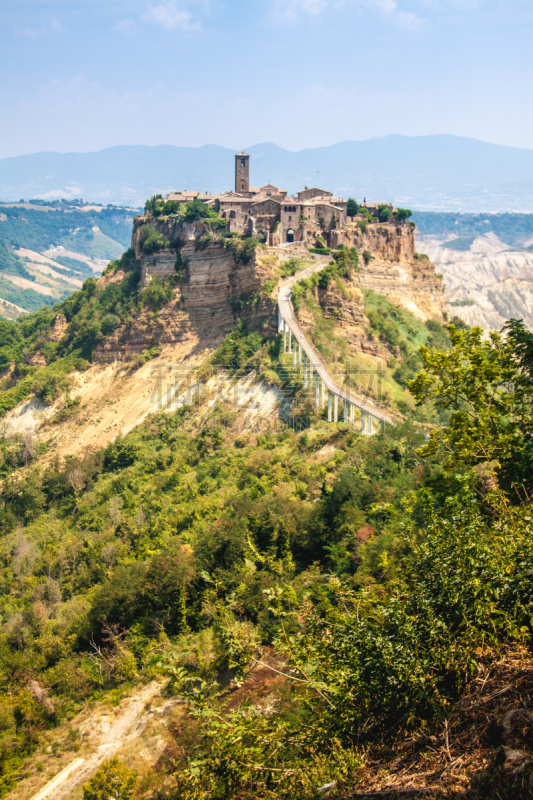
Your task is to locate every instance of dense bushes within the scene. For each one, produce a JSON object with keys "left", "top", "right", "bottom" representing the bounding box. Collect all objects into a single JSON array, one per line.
[
  {"left": 224, "top": 236, "right": 260, "bottom": 265},
  {"left": 89, "top": 543, "right": 194, "bottom": 638},
  {"left": 138, "top": 224, "right": 170, "bottom": 255},
  {"left": 167, "top": 473, "right": 533, "bottom": 798},
  {"left": 143, "top": 195, "right": 227, "bottom": 230},
  {"left": 211, "top": 321, "right": 264, "bottom": 368}
]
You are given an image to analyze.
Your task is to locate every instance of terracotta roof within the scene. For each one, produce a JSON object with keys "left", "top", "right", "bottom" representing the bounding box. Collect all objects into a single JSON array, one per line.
[
  {"left": 218, "top": 195, "right": 253, "bottom": 204},
  {"left": 252, "top": 198, "right": 281, "bottom": 207}
]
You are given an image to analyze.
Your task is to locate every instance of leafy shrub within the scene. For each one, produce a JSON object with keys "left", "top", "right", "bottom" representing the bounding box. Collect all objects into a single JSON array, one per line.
[
  {"left": 102, "top": 248, "right": 135, "bottom": 276},
  {"left": 138, "top": 224, "right": 170, "bottom": 255},
  {"left": 332, "top": 247, "right": 358, "bottom": 278},
  {"left": 89, "top": 544, "right": 195, "bottom": 637},
  {"left": 317, "top": 262, "right": 337, "bottom": 289},
  {"left": 138, "top": 276, "right": 173, "bottom": 310},
  {"left": 212, "top": 321, "right": 264, "bottom": 368},
  {"left": 103, "top": 437, "right": 139, "bottom": 472},
  {"left": 183, "top": 198, "right": 211, "bottom": 222},
  {"left": 409, "top": 320, "right": 533, "bottom": 500},
  {"left": 82, "top": 758, "right": 137, "bottom": 800},
  {"left": 227, "top": 237, "right": 259, "bottom": 265},
  {"left": 144, "top": 194, "right": 164, "bottom": 215},
  {"left": 100, "top": 314, "right": 121, "bottom": 335},
  {"left": 280, "top": 257, "right": 302, "bottom": 277},
  {"left": 309, "top": 247, "right": 330, "bottom": 255}
]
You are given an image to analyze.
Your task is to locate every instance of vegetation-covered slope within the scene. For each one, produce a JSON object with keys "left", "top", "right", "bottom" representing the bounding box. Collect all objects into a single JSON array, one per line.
[
  {"left": 412, "top": 211, "right": 533, "bottom": 248},
  {"left": 0, "top": 202, "right": 137, "bottom": 317},
  {"left": 1, "top": 226, "right": 532, "bottom": 799}
]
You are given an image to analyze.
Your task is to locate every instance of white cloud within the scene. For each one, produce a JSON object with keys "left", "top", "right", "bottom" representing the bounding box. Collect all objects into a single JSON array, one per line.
[
  {"left": 271, "top": 0, "right": 420, "bottom": 27},
  {"left": 15, "top": 18, "right": 66, "bottom": 39},
  {"left": 141, "top": 2, "right": 197, "bottom": 30}
]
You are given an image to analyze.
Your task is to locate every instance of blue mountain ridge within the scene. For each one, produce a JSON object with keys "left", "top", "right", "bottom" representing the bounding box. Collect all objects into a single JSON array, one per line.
[{"left": 1, "top": 135, "right": 532, "bottom": 212}]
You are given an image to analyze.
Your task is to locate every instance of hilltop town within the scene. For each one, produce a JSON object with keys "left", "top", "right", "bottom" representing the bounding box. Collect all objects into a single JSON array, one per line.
[{"left": 166, "top": 152, "right": 394, "bottom": 247}]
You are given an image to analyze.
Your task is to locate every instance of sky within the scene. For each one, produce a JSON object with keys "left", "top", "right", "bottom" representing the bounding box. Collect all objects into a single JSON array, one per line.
[{"left": 1, "top": 0, "right": 532, "bottom": 160}]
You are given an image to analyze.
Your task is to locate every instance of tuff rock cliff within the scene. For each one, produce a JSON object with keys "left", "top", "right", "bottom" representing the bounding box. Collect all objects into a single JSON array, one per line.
[{"left": 95, "top": 216, "right": 444, "bottom": 363}]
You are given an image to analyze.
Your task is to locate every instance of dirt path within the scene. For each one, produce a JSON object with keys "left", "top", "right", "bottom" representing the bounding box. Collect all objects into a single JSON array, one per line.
[{"left": 27, "top": 682, "right": 165, "bottom": 800}]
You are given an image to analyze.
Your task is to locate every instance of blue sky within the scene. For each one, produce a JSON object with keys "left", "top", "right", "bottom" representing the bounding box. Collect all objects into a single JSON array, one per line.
[{"left": 1, "top": 0, "right": 532, "bottom": 159}]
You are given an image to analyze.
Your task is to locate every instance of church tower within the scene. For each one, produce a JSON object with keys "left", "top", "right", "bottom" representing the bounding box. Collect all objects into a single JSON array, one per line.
[{"left": 235, "top": 152, "right": 250, "bottom": 194}]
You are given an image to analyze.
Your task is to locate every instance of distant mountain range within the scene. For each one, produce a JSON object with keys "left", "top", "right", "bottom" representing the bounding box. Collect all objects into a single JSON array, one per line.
[{"left": 1, "top": 135, "right": 533, "bottom": 212}]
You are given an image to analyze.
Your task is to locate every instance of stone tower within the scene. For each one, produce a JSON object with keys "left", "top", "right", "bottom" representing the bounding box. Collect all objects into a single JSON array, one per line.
[{"left": 235, "top": 152, "right": 250, "bottom": 193}]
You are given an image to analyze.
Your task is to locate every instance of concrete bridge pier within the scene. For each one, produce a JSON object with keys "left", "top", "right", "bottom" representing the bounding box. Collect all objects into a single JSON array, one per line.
[
  {"left": 293, "top": 343, "right": 297, "bottom": 368},
  {"left": 321, "top": 379, "right": 325, "bottom": 407},
  {"left": 288, "top": 329, "right": 292, "bottom": 354},
  {"left": 350, "top": 404, "right": 355, "bottom": 425},
  {"left": 303, "top": 353, "right": 308, "bottom": 388},
  {"left": 328, "top": 392, "right": 333, "bottom": 422},
  {"left": 283, "top": 320, "right": 287, "bottom": 353},
  {"left": 334, "top": 394, "right": 338, "bottom": 423},
  {"left": 344, "top": 401, "right": 349, "bottom": 423},
  {"left": 315, "top": 374, "right": 320, "bottom": 410},
  {"left": 299, "top": 342, "right": 303, "bottom": 366}
]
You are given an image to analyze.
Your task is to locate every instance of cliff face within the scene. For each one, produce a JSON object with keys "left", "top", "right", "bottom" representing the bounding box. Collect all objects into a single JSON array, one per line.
[
  {"left": 331, "top": 221, "right": 445, "bottom": 322},
  {"left": 295, "top": 222, "right": 445, "bottom": 369},
  {"left": 95, "top": 216, "right": 276, "bottom": 362},
  {"left": 95, "top": 216, "right": 444, "bottom": 363}
]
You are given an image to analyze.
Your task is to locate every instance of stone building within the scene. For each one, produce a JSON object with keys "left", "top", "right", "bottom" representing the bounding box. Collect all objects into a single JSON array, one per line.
[{"left": 166, "top": 153, "right": 350, "bottom": 246}]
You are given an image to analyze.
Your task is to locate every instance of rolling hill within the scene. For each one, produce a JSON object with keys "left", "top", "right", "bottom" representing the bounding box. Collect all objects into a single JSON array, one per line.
[{"left": 0, "top": 202, "right": 137, "bottom": 316}]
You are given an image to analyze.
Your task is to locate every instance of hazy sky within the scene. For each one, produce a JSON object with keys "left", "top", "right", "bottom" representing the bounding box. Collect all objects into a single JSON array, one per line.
[{"left": 1, "top": 0, "right": 532, "bottom": 159}]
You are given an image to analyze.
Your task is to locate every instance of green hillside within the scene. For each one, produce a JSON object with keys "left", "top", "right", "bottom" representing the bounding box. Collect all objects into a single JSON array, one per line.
[
  {"left": 0, "top": 202, "right": 137, "bottom": 317},
  {"left": 0, "top": 202, "right": 136, "bottom": 254},
  {"left": 0, "top": 243, "right": 532, "bottom": 797},
  {"left": 412, "top": 210, "right": 533, "bottom": 247}
]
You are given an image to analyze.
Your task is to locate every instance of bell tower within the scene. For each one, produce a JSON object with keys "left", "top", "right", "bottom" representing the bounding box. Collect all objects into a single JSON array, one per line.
[{"left": 235, "top": 152, "right": 250, "bottom": 194}]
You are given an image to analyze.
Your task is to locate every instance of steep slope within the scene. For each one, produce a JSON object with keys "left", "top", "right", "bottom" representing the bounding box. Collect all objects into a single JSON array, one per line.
[
  {"left": 0, "top": 215, "right": 444, "bottom": 461},
  {"left": 417, "top": 231, "right": 533, "bottom": 330},
  {"left": 1, "top": 213, "right": 532, "bottom": 800}
]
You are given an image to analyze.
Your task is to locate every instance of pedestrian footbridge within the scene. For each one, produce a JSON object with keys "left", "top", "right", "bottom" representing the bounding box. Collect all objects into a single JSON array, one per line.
[{"left": 277, "top": 260, "right": 392, "bottom": 434}]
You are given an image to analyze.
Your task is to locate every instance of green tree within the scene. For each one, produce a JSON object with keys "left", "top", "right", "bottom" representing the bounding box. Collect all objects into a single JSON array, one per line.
[
  {"left": 347, "top": 198, "right": 359, "bottom": 218},
  {"left": 396, "top": 208, "right": 412, "bottom": 222},
  {"left": 144, "top": 194, "right": 163, "bottom": 215},
  {"left": 184, "top": 197, "right": 210, "bottom": 222},
  {"left": 408, "top": 320, "right": 533, "bottom": 500},
  {"left": 377, "top": 204, "right": 391, "bottom": 223},
  {"left": 82, "top": 758, "right": 137, "bottom": 800}
]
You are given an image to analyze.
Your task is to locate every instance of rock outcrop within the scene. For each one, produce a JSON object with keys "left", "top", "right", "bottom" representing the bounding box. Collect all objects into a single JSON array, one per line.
[
  {"left": 335, "top": 221, "right": 445, "bottom": 322},
  {"left": 95, "top": 216, "right": 277, "bottom": 362},
  {"left": 95, "top": 215, "right": 444, "bottom": 363}
]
